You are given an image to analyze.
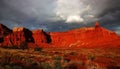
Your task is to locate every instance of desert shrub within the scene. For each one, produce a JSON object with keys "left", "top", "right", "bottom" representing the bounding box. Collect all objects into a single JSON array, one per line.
[
  {"left": 37, "top": 62, "right": 44, "bottom": 69},
  {"left": 34, "top": 47, "right": 43, "bottom": 52},
  {"left": 29, "top": 62, "right": 40, "bottom": 69},
  {"left": 87, "top": 54, "right": 96, "bottom": 61},
  {"left": 2, "top": 46, "right": 9, "bottom": 49},
  {"left": 54, "top": 61, "right": 63, "bottom": 69},
  {"left": 69, "top": 52, "right": 77, "bottom": 55},
  {"left": 64, "top": 58, "right": 71, "bottom": 63},
  {"left": 67, "top": 63, "right": 77, "bottom": 69},
  {"left": 107, "top": 66, "right": 120, "bottom": 69},
  {"left": 1, "top": 52, "right": 11, "bottom": 65},
  {"left": 12, "top": 65, "right": 23, "bottom": 69},
  {"left": 20, "top": 42, "right": 28, "bottom": 50},
  {"left": 43, "top": 62, "right": 52, "bottom": 69},
  {"left": 79, "top": 61, "right": 85, "bottom": 66},
  {"left": 54, "top": 56, "right": 62, "bottom": 61},
  {"left": 54, "top": 51, "right": 60, "bottom": 54},
  {"left": 1, "top": 45, "right": 19, "bottom": 49},
  {"left": 4, "top": 65, "right": 12, "bottom": 69},
  {"left": 11, "top": 46, "right": 19, "bottom": 49}
]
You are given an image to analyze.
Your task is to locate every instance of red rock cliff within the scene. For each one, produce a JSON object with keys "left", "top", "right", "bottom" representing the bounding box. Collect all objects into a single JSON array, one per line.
[
  {"left": 0, "top": 24, "right": 12, "bottom": 46},
  {"left": 50, "top": 22, "right": 119, "bottom": 48},
  {"left": 32, "top": 30, "right": 50, "bottom": 46},
  {"left": 0, "top": 22, "right": 120, "bottom": 48},
  {"left": 2, "top": 27, "right": 34, "bottom": 47}
]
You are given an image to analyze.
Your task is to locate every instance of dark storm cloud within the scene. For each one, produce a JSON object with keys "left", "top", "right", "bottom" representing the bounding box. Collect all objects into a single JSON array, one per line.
[
  {"left": 0, "top": 0, "right": 33, "bottom": 27},
  {"left": 96, "top": 0, "right": 120, "bottom": 34},
  {"left": 0, "top": 0, "right": 58, "bottom": 30},
  {"left": 98, "top": 0, "right": 120, "bottom": 19},
  {"left": 0, "top": 0, "right": 120, "bottom": 34}
]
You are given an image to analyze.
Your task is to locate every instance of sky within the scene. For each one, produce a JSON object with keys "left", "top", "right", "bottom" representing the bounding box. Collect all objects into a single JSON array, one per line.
[{"left": 0, "top": 0, "right": 120, "bottom": 34}]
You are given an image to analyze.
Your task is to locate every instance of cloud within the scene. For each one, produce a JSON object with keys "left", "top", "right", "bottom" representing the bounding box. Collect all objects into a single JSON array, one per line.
[
  {"left": 2, "top": 0, "right": 56, "bottom": 22},
  {"left": 66, "top": 15, "right": 84, "bottom": 23},
  {"left": 55, "top": 0, "right": 108, "bottom": 23},
  {"left": 0, "top": 0, "right": 120, "bottom": 33}
]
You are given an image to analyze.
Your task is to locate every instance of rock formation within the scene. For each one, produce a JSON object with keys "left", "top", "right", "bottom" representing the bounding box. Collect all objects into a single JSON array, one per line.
[
  {"left": 32, "top": 30, "right": 51, "bottom": 46},
  {"left": 0, "top": 24, "right": 12, "bottom": 36},
  {"left": 0, "top": 22, "right": 120, "bottom": 48},
  {"left": 0, "top": 24, "right": 12, "bottom": 46},
  {"left": 2, "top": 27, "right": 34, "bottom": 47},
  {"left": 50, "top": 22, "right": 119, "bottom": 48}
]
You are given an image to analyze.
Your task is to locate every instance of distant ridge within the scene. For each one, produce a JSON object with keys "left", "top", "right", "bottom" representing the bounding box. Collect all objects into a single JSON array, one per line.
[{"left": 0, "top": 22, "right": 120, "bottom": 48}]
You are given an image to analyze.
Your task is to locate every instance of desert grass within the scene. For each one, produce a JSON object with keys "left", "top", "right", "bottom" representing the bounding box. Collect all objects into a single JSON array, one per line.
[{"left": 0, "top": 47, "right": 120, "bottom": 69}]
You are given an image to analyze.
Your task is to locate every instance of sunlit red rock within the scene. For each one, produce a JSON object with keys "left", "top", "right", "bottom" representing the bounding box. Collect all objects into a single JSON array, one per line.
[
  {"left": 13, "top": 27, "right": 24, "bottom": 32},
  {"left": 32, "top": 30, "right": 48, "bottom": 46},
  {"left": 50, "top": 22, "right": 120, "bottom": 48},
  {"left": 0, "top": 22, "right": 120, "bottom": 48},
  {"left": 2, "top": 27, "right": 34, "bottom": 47}
]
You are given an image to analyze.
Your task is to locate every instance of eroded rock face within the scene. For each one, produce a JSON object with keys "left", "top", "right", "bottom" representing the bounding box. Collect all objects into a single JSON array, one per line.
[
  {"left": 50, "top": 22, "right": 119, "bottom": 48},
  {"left": 32, "top": 30, "right": 48, "bottom": 46},
  {"left": 0, "top": 24, "right": 12, "bottom": 36},
  {"left": 0, "top": 24, "right": 50, "bottom": 47},
  {"left": 0, "top": 22, "right": 120, "bottom": 48},
  {"left": 3, "top": 27, "right": 34, "bottom": 47},
  {"left": 0, "top": 24, "right": 12, "bottom": 46}
]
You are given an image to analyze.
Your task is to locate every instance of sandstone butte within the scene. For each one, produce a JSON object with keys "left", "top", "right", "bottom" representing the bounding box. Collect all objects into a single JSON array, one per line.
[{"left": 0, "top": 22, "right": 120, "bottom": 48}]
